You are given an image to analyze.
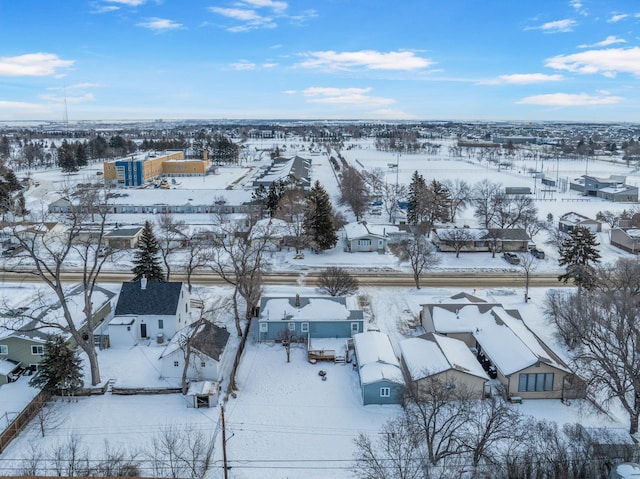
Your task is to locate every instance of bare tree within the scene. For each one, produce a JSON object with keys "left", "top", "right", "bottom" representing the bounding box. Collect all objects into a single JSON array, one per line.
[
  {"left": 545, "top": 259, "right": 640, "bottom": 434},
  {"left": 156, "top": 212, "right": 186, "bottom": 281},
  {"left": 472, "top": 179, "right": 502, "bottom": 228},
  {"left": 9, "top": 185, "right": 113, "bottom": 385},
  {"left": 391, "top": 233, "right": 440, "bottom": 289},
  {"left": 518, "top": 252, "right": 537, "bottom": 303},
  {"left": 33, "top": 396, "right": 59, "bottom": 437},
  {"left": 460, "top": 397, "right": 523, "bottom": 470},
  {"left": 339, "top": 164, "right": 369, "bottom": 220},
  {"left": 443, "top": 178, "right": 470, "bottom": 223},
  {"left": 405, "top": 377, "right": 470, "bottom": 466},
  {"left": 183, "top": 229, "right": 215, "bottom": 293},
  {"left": 435, "top": 228, "right": 473, "bottom": 258},
  {"left": 274, "top": 186, "right": 308, "bottom": 253},
  {"left": 493, "top": 193, "right": 538, "bottom": 230},
  {"left": 352, "top": 415, "right": 427, "bottom": 479},
  {"left": 380, "top": 181, "right": 407, "bottom": 224},
  {"left": 316, "top": 266, "right": 359, "bottom": 296}
]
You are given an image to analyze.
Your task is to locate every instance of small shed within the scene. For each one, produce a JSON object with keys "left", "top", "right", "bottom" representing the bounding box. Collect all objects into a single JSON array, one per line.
[{"left": 186, "top": 380, "right": 220, "bottom": 408}]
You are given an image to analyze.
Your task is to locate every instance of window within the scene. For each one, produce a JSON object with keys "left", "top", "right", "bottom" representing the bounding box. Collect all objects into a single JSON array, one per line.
[
  {"left": 200, "top": 361, "right": 206, "bottom": 368},
  {"left": 351, "top": 322, "right": 360, "bottom": 334},
  {"left": 358, "top": 239, "right": 372, "bottom": 247},
  {"left": 174, "top": 361, "right": 179, "bottom": 367},
  {"left": 0, "top": 345, "right": 7, "bottom": 355},
  {"left": 259, "top": 322, "right": 268, "bottom": 333},
  {"left": 31, "top": 345, "right": 44, "bottom": 355},
  {"left": 288, "top": 322, "right": 296, "bottom": 332},
  {"left": 380, "top": 387, "right": 390, "bottom": 397},
  {"left": 158, "top": 319, "right": 164, "bottom": 330},
  {"left": 518, "top": 373, "right": 554, "bottom": 392},
  {"left": 301, "top": 322, "right": 309, "bottom": 333},
  {"left": 185, "top": 304, "right": 188, "bottom": 313}
]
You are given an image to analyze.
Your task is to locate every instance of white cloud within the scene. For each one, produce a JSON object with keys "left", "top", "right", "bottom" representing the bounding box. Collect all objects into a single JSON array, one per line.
[
  {"left": 40, "top": 93, "right": 95, "bottom": 104},
  {"left": 209, "top": 7, "right": 274, "bottom": 31},
  {"left": 517, "top": 92, "right": 622, "bottom": 106},
  {"left": 608, "top": 13, "right": 629, "bottom": 23},
  {"left": 546, "top": 47, "right": 640, "bottom": 77},
  {"left": 262, "top": 62, "right": 278, "bottom": 69},
  {"left": 231, "top": 61, "right": 257, "bottom": 70},
  {"left": 0, "top": 53, "right": 74, "bottom": 77},
  {"left": 481, "top": 73, "right": 564, "bottom": 85},
  {"left": 242, "top": 0, "right": 287, "bottom": 12},
  {"left": 578, "top": 35, "right": 626, "bottom": 48},
  {"left": 0, "top": 100, "right": 55, "bottom": 116},
  {"left": 528, "top": 18, "right": 577, "bottom": 33},
  {"left": 298, "top": 50, "right": 433, "bottom": 71},
  {"left": 105, "top": 0, "right": 146, "bottom": 5},
  {"left": 302, "top": 87, "right": 394, "bottom": 107},
  {"left": 569, "top": 0, "right": 587, "bottom": 16},
  {"left": 137, "top": 17, "right": 183, "bottom": 32}
]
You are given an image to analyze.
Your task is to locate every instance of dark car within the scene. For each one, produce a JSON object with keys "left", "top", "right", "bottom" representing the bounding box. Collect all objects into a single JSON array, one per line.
[
  {"left": 2, "top": 246, "right": 17, "bottom": 256},
  {"left": 530, "top": 248, "right": 545, "bottom": 259},
  {"left": 502, "top": 252, "right": 520, "bottom": 265}
]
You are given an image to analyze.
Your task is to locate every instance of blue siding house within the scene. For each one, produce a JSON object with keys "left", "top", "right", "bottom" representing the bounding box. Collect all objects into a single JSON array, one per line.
[
  {"left": 257, "top": 294, "right": 364, "bottom": 341},
  {"left": 353, "top": 331, "right": 405, "bottom": 405}
]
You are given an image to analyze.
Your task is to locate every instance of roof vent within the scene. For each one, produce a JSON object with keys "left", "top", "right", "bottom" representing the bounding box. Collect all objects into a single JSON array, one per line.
[{"left": 141, "top": 275, "right": 147, "bottom": 290}]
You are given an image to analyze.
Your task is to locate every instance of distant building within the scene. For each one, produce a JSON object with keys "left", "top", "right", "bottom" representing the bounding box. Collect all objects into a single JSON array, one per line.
[
  {"left": 103, "top": 150, "right": 210, "bottom": 187},
  {"left": 558, "top": 212, "right": 602, "bottom": 234},
  {"left": 252, "top": 156, "right": 311, "bottom": 190},
  {"left": 570, "top": 174, "right": 638, "bottom": 201}
]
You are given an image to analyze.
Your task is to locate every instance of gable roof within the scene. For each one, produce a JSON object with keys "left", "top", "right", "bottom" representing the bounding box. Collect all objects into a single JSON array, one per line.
[
  {"left": 353, "top": 331, "right": 405, "bottom": 386},
  {"left": 343, "top": 221, "right": 398, "bottom": 240},
  {"left": 400, "top": 333, "right": 489, "bottom": 381},
  {"left": 160, "top": 321, "right": 230, "bottom": 361},
  {"left": 114, "top": 281, "right": 184, "bottom": 316}
]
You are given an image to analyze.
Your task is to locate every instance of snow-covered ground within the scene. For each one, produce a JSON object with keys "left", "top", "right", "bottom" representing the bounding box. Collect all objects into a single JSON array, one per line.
[{"left": 1, "top": 138, "right": 638, "bottom": 477}]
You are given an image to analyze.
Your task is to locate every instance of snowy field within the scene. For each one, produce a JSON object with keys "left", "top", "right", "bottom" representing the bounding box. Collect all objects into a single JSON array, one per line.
[{"left": 1, "top": 138, "right": 638, "bottom": 477}]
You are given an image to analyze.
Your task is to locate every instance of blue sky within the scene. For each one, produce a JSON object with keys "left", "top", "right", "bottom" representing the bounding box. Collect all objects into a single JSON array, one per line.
[{"left": 1, "top": 0, "right": 640, "bottom": 122}]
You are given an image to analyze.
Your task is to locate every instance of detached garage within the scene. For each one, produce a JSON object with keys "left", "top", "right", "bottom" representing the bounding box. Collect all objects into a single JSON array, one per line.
[{"left": 353, "top": 331, "right": 405, "bottom": 405}]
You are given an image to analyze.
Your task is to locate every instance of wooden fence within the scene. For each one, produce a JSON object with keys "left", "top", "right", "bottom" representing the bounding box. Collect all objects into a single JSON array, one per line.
[{"left": 0, "top": 390, "right": 49, "bottom": 454}]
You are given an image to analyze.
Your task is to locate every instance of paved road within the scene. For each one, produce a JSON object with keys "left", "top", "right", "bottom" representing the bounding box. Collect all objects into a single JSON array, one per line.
[{"left": 0, "top": 268, "right": 565, "bottom": 288}]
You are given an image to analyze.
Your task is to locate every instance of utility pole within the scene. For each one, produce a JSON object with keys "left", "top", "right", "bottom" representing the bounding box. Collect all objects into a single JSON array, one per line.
[{"left": 221, "top": 405, "right": 229, "bottom": 479}]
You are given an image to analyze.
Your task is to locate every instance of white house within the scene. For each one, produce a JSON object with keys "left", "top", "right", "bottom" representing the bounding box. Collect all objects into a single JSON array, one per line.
[
  {"left": 159, "top": 321, "right": 231, "bottom": 383},
  {"left": 108, "top": 279, "right": 192, "bottom": 348}
]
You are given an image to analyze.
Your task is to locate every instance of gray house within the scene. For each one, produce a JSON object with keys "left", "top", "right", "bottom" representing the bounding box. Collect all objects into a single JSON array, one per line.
[
  {"left": 256, "top": 294, "right": 364, "bottom": 341},
  {"left": 342, "top": 221, "right": 398, "bottom": 253},
  {"left": 353, "top": 331, "right": 405, "bottom": 405},
  {"left": 432, "top": 228, "right": 530, "bottom": 253}
]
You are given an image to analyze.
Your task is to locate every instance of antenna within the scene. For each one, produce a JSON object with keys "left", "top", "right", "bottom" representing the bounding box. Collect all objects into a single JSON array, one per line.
[{"left": 63, "top": 85, "right": 69, "bottom": 134}]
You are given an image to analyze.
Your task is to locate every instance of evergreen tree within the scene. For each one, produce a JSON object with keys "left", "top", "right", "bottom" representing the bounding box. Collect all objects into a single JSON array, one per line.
[
  {"left": 3, "top": 169, "right": 22, "bottom": 192},
  {"left": 266, "top": 180, "right": 286, "bottom": 217},
  {"left": 558, "top": 226, "right": 602, "bottom": 289},
  {"left": 303, "top": 180, "right": 338, "bottom": 251},
  {"left": 57, "top": 140, "right": 77, "bottom": 172},
  {"left": 29, "top": 336, "right": 83, "bottom": 395},
  {"left": 407, "top": 170, "right": 427, "bottom": 226},
  {"left": 74, "top": 141, "right": 88, "bottom": 168},
  {"left": 131, "top": 221, "right": 166, "bottom": 282}
]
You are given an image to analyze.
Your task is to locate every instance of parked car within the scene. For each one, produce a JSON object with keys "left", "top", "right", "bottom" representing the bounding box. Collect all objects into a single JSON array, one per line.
[
  {"left": 502, "top": 252, "right": 520, "bottom": 265},
  {"left": 2, "top": 246, "right": 17, "bottom": 256},
  {"left": 609, "top": 463, "right": 640, "bottom": 479},
  {"left": 530, "top": 247, "right": 545, "bottom": 259}
]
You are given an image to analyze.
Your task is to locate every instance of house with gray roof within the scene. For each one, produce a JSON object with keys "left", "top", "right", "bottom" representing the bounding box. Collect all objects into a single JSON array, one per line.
[
  {"left": 108, "top": 279, "right": 192, "bottom": 348},
  {"left": 159, "top": 321, "right": 231, "bottom": 383},
  {"left": 432, "top": 228, "right": 530, "bottom": 253}
]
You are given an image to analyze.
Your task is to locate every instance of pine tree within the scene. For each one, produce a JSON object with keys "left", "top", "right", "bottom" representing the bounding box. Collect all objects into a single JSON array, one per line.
[
  {"left": 132, "top": 221, "right": 166, "bottom": 282},
  {"left": 29, "top": 336, "right": 83, "bottom": 395},
  {"left": 303, "top": 180, "right": 338, "bottom": 251},
  {"left": 57, "top": 140, "right": 77, "bottom": 172},
  {"left": 558, "top": 226, "right": 602, "bottom": 289},
  {"left": 407, "top": 171, "right": 427, "bottom": 226}
]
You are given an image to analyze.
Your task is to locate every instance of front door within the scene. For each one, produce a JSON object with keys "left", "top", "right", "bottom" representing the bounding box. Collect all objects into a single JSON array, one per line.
[{"left": 140, "top": 323, "right": 147, "bottom": 338}]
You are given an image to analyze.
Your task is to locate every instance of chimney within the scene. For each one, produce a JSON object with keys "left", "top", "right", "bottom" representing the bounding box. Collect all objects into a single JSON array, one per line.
[
  {"left": 295, "top": 293, "right": 300, "bottom": 307},
  {"left": 141, "top": 275, "right": 147, "bottom": 290}
]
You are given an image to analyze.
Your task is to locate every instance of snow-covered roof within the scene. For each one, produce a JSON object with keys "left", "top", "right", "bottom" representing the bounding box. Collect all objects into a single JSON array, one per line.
[
  {"left": 354, "top": 331, "right": 404, "bottom": 386},
  {"left": 399, "top": 334, "right": 489, "bottom": 381},
  {"left": 428, "top": 303, "right": 568, "bottom": 375},
  {"left": 249, "top": 218, "right": 294, "bottom": 240},
  {"left": 186, "top": 380, "right": 219, "bottom": 396},
  {"left": 0, "top": 358, "right": 20, "bottom": 375},
  {"left": 343, "top": 222, "right": 398, "bottom": 240},
  {"left": 559, "top": 211, "right": 597, "bottom": 224},
  {"left": 106, "top": 188, "right": 251, "bottom": 206},
  {"left": 260, "top": 296, "right": 362, "bottom": 322}
]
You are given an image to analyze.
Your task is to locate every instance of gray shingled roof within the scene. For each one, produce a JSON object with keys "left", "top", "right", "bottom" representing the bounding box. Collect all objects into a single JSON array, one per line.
[
  {"left": 114, "top": 281, "right": 183, "bottom": 316},
  {"left": 191, "top": 322, "right": 231, "bottom": 361}
]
